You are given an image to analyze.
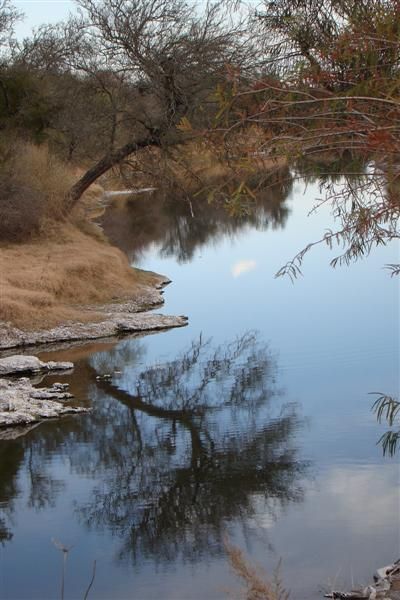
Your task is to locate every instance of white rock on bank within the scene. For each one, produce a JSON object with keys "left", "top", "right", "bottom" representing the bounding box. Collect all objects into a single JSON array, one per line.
[
  {"left": 0, "top": 378, "right": 89, "bottom": 427},
  {"left": 0, "top": 355, "right": 73, "bottom": 376},
  {"left": 0, "top": 313, "right": 188, "bottom": 350}
]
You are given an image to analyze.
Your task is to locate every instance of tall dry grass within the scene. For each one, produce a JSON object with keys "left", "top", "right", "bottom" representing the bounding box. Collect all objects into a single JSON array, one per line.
[
  {"left": 14, "top": 143, "right": 76, "bottom": 217},
  {"left": 225, "top": 541, "right": 289, "bottom": 600},
  {"left": 0, "top": 142, "right": 76, "bottom": 242}
]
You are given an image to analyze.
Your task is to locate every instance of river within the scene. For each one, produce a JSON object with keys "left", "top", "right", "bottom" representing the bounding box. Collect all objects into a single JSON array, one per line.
[{"left": 0, "top": 172, "right": 399, "bottom": 599}]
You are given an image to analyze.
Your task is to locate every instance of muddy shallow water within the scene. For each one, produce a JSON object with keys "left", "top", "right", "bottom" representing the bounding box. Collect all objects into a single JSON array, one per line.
[{"left": 0, "top": 177, "right": 399, "bottom": 599}]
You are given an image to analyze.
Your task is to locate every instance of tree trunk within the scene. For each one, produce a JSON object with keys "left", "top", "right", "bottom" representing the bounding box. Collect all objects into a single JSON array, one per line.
[{"left": 64, "top": 132, "right": 159, "bottom": 214}]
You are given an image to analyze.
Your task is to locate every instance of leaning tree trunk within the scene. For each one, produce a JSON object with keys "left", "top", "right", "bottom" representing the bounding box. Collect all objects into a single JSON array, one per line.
[{"left": 64, "top": 132, "right": 160, "bottom": 214}]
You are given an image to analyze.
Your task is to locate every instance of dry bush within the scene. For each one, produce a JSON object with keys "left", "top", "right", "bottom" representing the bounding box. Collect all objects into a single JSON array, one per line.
[
  {"left": 225, "top": 541, "right": 289, "bottom": 600},
  {"left": 11, "top": 142, "right": 76, "bottom": 220},
  {"left": 0, "top": 180, "right": 44, "bottom": 242},
  {"left": 0, "top": 142, "right": 76, "bottom": 242}
]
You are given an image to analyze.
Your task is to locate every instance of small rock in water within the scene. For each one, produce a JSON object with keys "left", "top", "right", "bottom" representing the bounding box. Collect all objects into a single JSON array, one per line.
[
  {"left": 30, "top": 389, "right": 73, "bottom": 401},
  {"left": 51, "top": 383, "right": 70, "bottom": 391}
]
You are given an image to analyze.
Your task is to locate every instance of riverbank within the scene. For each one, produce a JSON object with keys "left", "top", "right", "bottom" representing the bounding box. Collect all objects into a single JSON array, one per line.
[
  {"left": 0, "top": 219, "right": 187, "bottom": 349},
  {"left": 0, "top": 139, "right": 287, "bottom": 347}
]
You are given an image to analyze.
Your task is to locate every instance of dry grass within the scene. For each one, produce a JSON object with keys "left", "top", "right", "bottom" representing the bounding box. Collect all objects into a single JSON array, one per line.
[
  {"left": 0, "top": 222, "right": 160, "bottom": 330},
  {"left": 0, "top": 142, "right": 160, "bottom": 330},
  {"left": 0, "top": 142, "right": 108, "bottom": 241},
  {"left": 225, "top": 541, "right": 289, "bottom": 600},
  {"left": 0, "top": 143, "right": 77, "bottom": 242},
  {"left": 169, "top": 139, "right": 288, "bottom": 186},
  {"left": 0, "top": 136, "right": 286, "bottom": 331},
  {"left": 110, "top": 134, "right": 288, "bottom": 196},
  {"left": 14, "top": 143, "right": 76, "bottom": 218}
]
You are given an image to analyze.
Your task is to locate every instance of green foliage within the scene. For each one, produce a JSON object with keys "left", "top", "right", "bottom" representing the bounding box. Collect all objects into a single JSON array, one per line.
[{"left": 371, "top": 393, "right": 400, "bottom": 456}]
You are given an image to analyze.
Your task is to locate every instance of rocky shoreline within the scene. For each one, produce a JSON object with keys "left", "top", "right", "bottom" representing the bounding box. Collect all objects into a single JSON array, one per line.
[
  {"left": 0, "top": 378, "right": 89, "bottom": 427},
  {"left": 0, "top": 275, "right": 187, "bottom": 434},
  {"left": 0, "top": 277, "right": 188, "bottom": 350},
  {"left": 0, "top": 355, "right": 89, "bottom": 431},
  {"left": 0, "top": 354, "right": 73, "bottom": 376},
  {"left": 324, "top": 560, "right": 400, "bottom": 599}
]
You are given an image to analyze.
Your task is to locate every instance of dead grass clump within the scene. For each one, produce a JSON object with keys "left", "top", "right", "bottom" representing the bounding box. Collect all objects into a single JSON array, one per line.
[
  {"left": 13, "top": 142, "right": 76, "bottom": 221},
  {"left": 0, "top": 142, "right": 76, "bottom": 242},
  {"left": 225, "top": 541, "right": 289, "bottom": 600},
  {"left": 0, "top": 223, "right": 160, "bottom": 330},
  {"left": 0, "top": 179, "right": 44, "bottom": 242}
]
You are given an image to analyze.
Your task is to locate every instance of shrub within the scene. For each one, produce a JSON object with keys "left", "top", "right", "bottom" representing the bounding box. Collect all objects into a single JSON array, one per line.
[
  {"left": 0, "top": 180, "right": 44, "bottom": 242},
  {"left": 0, "top": 142, "right": 75, "bottom": 242}
]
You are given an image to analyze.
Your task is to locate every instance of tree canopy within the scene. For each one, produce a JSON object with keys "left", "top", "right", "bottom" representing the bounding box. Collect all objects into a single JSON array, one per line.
[{"left": 0, "top": 0, "right": 398, "bottom": 275}]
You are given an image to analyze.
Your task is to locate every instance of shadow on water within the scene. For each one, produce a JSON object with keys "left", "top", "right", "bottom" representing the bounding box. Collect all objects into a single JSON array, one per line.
[
  {"left": 0, "top": 332, "right": 307, "bottom": 568},
  {"left": 0, "top": 442, "right": 23, "bottom": 544},
  {"left": 101, "top": 168, "right": 293, "bottom": 263},
  {"left": 101, "top": 156, "right": 371, "bottom": 266}
]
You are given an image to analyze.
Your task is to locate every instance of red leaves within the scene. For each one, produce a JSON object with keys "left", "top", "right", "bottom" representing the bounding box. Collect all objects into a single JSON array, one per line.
[{"left": 367, "top": 129, "right": 397, "bottom": 152}]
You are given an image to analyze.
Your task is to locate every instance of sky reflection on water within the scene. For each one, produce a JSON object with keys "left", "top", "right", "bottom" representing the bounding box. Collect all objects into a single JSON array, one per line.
[{"left": 0, "top": 176, "right": 398, "bottom": 600}]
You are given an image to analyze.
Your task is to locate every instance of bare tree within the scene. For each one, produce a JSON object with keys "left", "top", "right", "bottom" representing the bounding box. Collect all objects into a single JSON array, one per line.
[
  {"left": 0, "top": 0, "right": 20, "bottom": 53},
  {"left": 23, "top": 0, "right": 251, "bottom": 212}
]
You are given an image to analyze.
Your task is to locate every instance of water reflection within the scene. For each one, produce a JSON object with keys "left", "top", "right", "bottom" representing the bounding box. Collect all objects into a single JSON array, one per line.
[
  {"left": 1, "top": 167, "right": 397, "bottom": 598},
  {"left": 77, "top": 332, "right": 306, "bottom": 563},
  {"left": 0, "top": 333, "right": 306, "bottom": 569},
  {"left": 101, "top": 169, "right": 292, "bottom": 263},
  {"left": 294, "top": 152, "right": 367, "bottom": 183},
  {"left": 0, "top": 442, "right": 22, "bottom": 544}
]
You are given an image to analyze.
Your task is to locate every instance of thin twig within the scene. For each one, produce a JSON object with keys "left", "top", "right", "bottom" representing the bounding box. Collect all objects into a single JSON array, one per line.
[{"left": 83, "top": 560, "right": 97, "bottom": 600}]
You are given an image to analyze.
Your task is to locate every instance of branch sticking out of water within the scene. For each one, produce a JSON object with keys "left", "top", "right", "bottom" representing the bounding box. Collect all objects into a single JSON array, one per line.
[
  {"left": 52, "top": 538, "right": 73, "bottom": 600},
  {"left": 83, "top": 560, "right": 97, "bottom": 600},
  {"left": 52, "top": 539, "right": 97, "bottom": 600}
]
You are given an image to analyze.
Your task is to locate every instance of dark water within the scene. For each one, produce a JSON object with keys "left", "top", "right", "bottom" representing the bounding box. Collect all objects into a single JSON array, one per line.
[{"left": 0, "top": 175, "right": 399, "bottom": 600}]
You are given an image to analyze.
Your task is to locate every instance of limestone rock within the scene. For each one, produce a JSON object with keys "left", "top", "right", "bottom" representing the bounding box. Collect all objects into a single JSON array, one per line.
[
  {"left": 0, "top": 313, "right": 188, "bottom": 350},
  {"left": 0, "top": 378, "right": 89, "bottom": 427},
  {"left": 0, "top": 355, "right": 73, "bottom": 376}
]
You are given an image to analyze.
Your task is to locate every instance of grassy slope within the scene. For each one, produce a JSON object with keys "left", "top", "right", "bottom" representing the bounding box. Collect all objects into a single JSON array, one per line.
[
  {"left": 0, "top": 222, "right": 160, "bottom": 330},
  {"left": 0, "top": 143, "right": 162, "bottom": 331}
]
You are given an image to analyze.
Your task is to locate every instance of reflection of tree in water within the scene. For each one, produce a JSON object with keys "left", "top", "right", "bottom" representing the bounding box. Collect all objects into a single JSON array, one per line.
[
  {"left": 75, "top": 332, "right": 307, "bottom": 564},
  {"left": 0, "top": 332, "right": 306, "bottom": 564},
  {"left": 294, "top": 152, "right": 367, "bottom": 184},
  {"left": 101, "top": 169, "right": 292, "bottom": 263},
  {"left": 0, "top": 443, "right": 23, "bottom": 543},
  {"left": 26, "top": 445, "right": 66, "bottom": 510},
  {"left": 0, "top": 430, "right": 67, "bottom": 543}
]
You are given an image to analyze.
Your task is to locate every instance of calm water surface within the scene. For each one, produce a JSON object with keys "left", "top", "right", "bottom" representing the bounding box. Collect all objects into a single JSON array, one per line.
[{"left": 0, "top": 176, "right": 399, "bottom": 599}]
